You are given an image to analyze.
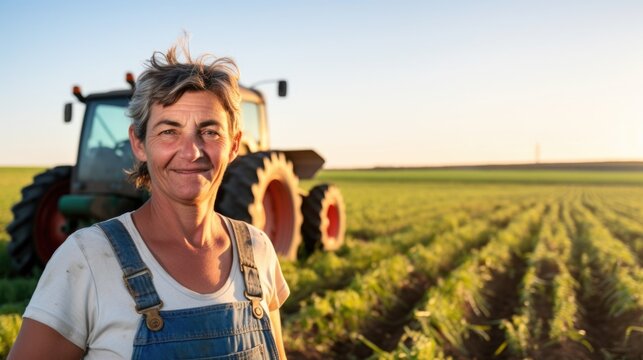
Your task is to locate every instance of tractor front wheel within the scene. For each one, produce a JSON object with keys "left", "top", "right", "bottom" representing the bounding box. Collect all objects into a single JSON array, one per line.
[
  {"left": 216, "top": 152, "right": 303, "bottom": 260},
  {"left": 6, "top": 166, "right": 72, "bottom": 275},
  {"left": 301, "top": 184, "right": 346, "bottom": 255}
]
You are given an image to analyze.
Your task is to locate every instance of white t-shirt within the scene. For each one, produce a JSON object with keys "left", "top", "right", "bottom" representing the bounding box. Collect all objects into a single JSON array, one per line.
[{"left": 23, "top": 212, "right": 290, "bottom": 359}]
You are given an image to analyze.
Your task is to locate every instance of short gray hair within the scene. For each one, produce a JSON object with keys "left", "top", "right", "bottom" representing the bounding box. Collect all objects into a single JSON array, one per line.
[{"left": 127, "top": 43, "right": 241, "bottom": 190}]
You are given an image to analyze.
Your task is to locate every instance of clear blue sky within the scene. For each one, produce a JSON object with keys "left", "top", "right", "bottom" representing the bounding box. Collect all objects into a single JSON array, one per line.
[{"left": 1, "top": 1, "right": 643, "bottom": 168}]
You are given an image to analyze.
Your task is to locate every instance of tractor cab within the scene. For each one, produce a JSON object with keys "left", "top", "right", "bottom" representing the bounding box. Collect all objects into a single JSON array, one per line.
[{"left": 73, "top": 91, "right": 137, "bottom": 196}]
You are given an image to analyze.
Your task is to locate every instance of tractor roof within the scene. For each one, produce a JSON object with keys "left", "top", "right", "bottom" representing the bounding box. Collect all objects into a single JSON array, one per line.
[{"left": 82, "top": 86, "right": 264, "bottom": 104}]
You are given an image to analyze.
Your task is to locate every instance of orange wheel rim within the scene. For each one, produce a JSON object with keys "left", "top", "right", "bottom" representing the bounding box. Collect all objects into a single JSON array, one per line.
[
  {"left": 263, "top": 179, "right": 295, "bottom": 254},
  {"left": 326, "top": 203, "right": 340, "bottom": 239}
]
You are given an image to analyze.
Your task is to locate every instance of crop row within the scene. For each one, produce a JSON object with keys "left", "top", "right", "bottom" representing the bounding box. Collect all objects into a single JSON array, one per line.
[
  {"left": 572, "top": 202, "right": 642, "bottom": 316},
  {"left": 501, "top": 201, "right": 590, "bottom": 358},
  {"left": 382, "top": 202, "right": 545, "bottom": 359},
  {"left": 281, "top": 197, "right": 523, "bottom": 314},
  {"left": 390, "top": 193, "right": 643, "bottom": 359},
  {"left": 281, "top": 204, "right": 473, "bottom": 313},
  {"left": 339, "top": 182, "right": 546, "bottom": 240},
  {"left": 581, "top": 193, "right": 643, "bottom": 262},
  {"left": 569, "top": 198, "right": 643, "bottom": 357},
  {"left": 283, "top": 198, "right": 537, "bottom": 357}
]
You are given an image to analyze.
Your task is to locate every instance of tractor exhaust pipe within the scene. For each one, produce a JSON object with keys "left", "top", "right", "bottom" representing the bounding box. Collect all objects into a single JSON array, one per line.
[
  {"left": 72, "top": 85, "right": 85, "bottom": 103},
  {"left": 126, "top": 72, "right": 135, "bottom": 89}
]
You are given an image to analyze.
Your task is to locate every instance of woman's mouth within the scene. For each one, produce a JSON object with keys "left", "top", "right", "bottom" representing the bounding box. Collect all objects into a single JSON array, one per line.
[{"left": 173, "top": 168, "right": 210, "bottom": 174}]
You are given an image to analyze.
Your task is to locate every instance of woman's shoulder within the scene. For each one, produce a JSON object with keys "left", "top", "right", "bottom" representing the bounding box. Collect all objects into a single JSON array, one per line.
[
  {"left": 223, "top": 217, "right": 276, "bottom": 258},
  {"left": 64, "top": 213, "right": 132, "bottom": 258},
  {"left": 245, "top": 223, "right": 269, "bottom": 244}
]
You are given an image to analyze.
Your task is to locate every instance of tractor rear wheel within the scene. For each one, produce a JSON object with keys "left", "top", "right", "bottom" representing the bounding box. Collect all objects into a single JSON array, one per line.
[
  {"left": 216, "top": 152, "right": 303, "bottom": 260},
  {"left": 301, "top": 184, "right": 346, "bottom": 255},
  {"left": 6, "top": 166, "right": 72, "bottom": 275}
]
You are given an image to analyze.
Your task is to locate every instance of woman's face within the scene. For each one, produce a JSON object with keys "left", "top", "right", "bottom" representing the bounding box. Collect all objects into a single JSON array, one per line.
[{"left": 130, "top": 91, "right": 240, "bottom": 205}]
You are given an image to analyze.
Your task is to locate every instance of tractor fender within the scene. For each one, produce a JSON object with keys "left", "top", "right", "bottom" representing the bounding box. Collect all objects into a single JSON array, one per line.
[{"left": 276, "top": 149, "right": 325, "bottom": 180}]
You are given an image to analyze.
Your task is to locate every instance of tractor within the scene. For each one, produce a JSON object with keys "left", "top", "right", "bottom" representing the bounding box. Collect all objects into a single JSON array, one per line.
[{"left": 7, "top": 74, "right": 346, "bottom": 275}]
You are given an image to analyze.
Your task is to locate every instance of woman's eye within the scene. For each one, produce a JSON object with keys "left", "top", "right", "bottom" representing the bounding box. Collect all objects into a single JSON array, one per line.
[{"left": 202, "top": 129, "right": 219, "bottom": 137}]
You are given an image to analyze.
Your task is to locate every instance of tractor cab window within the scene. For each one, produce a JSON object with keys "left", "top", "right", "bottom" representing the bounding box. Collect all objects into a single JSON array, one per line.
[
  {"left": 77, "top": 98, "right": 133, "bottom": 184},
  {"left": 241, "top": 101, "right": 261, "bottom": 147}
]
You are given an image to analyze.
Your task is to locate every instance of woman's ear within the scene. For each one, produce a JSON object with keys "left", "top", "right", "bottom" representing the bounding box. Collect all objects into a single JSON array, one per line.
[
  {"left": 129, "top": 125, "right": 147, "bottom": 162},
  {"left": 229, "top": 131, "right": 242, "bottom": 163}
]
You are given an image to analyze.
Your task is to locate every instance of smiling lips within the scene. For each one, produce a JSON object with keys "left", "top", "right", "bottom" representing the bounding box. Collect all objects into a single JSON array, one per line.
[{"left": 172, "top": 168, "right": 211, "bottom": 174}]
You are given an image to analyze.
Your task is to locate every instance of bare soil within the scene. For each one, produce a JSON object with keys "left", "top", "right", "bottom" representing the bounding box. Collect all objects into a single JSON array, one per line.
[
  {"left": 330, "top": 272, "right": 432, "bottom": 358},
  {"left": 456, "top": 254, "right": 527, "bottom": 360},
  {"left": 576, "top": 268, "right": 643, "bottom": 360}
]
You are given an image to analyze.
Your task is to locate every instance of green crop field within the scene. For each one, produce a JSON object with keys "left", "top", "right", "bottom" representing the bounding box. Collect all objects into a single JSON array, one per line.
[{"left": 1, "top": 167, "right": 642, "bottom": 359}]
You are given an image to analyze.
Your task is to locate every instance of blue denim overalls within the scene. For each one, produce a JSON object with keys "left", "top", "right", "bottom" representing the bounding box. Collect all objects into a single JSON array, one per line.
[{"left": 97, "top": 216, "right": 279, "bottom": 359}]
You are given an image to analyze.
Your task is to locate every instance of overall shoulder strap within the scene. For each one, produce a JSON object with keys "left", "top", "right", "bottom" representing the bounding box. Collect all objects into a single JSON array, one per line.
[
  {"left": 97, "top": 218, "right": 164, "bottom": 331},
  {"left": 224, "top": 216, "right": 265, "bottom": 319}
]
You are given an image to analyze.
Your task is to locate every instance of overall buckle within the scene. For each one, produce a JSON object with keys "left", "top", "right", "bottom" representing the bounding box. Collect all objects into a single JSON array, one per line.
[
  {"left": 123, "top": 269, "right": 164, "bottom": 331},
  {"left": 138, "top": 304, "right": 164, "bottom": 331},
  {"left": 244, "top": 291, "right": 264, "bottom": 319},
  {"left": 123, "top": 268, "right": 152, "bottom": 294}
]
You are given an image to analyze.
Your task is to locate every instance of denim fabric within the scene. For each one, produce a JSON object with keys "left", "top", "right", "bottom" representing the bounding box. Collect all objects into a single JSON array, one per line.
[
  {"left": 97, "top": 218, "right": 279, "bottom": 360},
  {"left": 228, "top": 219, "right": 263, "bottom": 298},
  {"left": 132, "top": 301, "right": 278, "bottom": 359}
]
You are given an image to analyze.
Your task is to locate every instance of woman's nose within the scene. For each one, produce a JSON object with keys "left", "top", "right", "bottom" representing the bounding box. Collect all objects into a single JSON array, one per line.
[{"left": 178, "top": 134, "right": 203, "bottom": 161}]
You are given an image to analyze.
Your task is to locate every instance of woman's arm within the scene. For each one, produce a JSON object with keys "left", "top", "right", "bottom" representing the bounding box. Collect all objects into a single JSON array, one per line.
[
  {"left": 8, "top": 318, "right": 85, "bottom": 360},
  {"left": 269, "top": 309, "right": 287, "bottom": 359}
]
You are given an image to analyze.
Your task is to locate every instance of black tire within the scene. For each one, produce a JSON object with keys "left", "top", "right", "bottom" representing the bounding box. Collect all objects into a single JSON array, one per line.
[
  {"left": 301, "top": 184, "right": 346, "bottom": 255},
  {"left": 6, "top": 166, "right": 72, "bottom": 275},
  {"left": 216, "top": 152, "right": 303, "bottom": 260}
]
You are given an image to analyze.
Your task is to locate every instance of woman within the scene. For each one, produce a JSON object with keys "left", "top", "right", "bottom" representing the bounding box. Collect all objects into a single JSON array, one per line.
[{"left": 9, "top": 44, "right": 289, "bottom": 359}]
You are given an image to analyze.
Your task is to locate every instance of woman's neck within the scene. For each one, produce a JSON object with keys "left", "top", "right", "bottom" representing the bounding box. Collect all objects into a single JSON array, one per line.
[{"left": 133, "top": 197, "right": 225, "bottom": 249}]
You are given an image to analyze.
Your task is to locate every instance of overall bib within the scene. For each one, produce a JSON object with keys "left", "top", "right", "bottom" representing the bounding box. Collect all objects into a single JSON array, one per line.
[{"left": 97, "top": 217, "right": 279, "bottom": 360}]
